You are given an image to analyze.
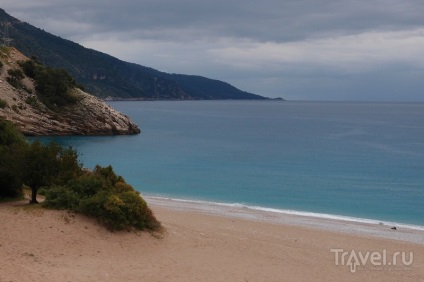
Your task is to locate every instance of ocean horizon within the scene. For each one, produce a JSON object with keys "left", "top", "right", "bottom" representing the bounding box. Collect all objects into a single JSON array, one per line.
[{"left": 34, "top": 100, "right": 424, "bottom": 227}]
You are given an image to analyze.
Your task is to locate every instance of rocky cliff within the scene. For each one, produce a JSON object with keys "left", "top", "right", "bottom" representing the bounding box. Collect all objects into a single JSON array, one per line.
[{"left": 0, "top": 48, "right": 140, "bottom": 136}]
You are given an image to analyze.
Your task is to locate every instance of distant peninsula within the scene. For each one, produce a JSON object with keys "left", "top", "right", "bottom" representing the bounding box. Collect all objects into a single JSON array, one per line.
[{"left": 0, "top": 8, "right": 271, "bottom": 101}]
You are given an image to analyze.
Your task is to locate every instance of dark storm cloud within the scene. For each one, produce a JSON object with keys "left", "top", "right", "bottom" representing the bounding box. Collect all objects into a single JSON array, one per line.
[
  {"left": 6, "top": 0, "right": 424, "bottom": 41},
  {"left": 2, "top": 0, "right": 424, "bottom": 100}
]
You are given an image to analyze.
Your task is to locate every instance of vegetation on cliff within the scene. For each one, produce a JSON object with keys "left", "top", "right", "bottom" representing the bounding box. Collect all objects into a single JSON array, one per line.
[
  {"left": 0, "top": 47, "right": 140, "bottom": 136},
  {"left": 0, "top": 119, "right": 160, "bottom": 231},
  {"left": 19, "top": 57, "right": 79, "bottom": 109}
]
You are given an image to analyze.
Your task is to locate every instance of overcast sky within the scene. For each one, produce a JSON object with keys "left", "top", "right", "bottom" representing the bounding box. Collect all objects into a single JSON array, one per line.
[{"left": 2, "top": 0, "right": 424, "bottom": 100}]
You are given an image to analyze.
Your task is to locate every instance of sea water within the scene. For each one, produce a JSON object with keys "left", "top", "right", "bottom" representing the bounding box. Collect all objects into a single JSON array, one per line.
[{"left": 36, "top": 101, "right": 424, "bottom": 226}]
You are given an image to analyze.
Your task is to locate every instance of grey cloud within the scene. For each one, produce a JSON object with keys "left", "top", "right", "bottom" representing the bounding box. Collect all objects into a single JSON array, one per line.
[{"left": 6, "top": 0, "right": 424, "bottom": 42}]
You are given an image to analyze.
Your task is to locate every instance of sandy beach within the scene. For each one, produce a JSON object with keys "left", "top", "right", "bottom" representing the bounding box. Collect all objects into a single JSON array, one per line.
[{"left": 0, "top": 197, "right": 423, "bottom": 282}]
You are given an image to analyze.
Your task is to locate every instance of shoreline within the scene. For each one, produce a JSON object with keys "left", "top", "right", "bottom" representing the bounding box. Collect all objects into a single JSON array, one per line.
[
  {"left": 145, "top": 196, "right": 424, "bottom": 245},
  {"left": 1, "top": 198, "right": 423, "bottom": 281}
]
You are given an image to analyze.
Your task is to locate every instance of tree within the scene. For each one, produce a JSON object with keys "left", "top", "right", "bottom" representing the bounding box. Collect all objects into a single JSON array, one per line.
[
  {"left": 21, "top": 141, "right": 62, "bottom": 203},
  {"left": 0, "top": 145, "right": 24, "bottom": 197},
  {"left": 0, "top": 119, "right": 26, "bottom": 147},
  {"left": 54, "top": 146, "right": 83, "bottom": 185},
  {"left": 0, "top": 119, "right": 27, "bottom": 198},
  {"left": 0, "top": 119, "right": 83, "bottom": 202},
  {"left": 19, "top": 58, "right": 40, "bottom": 78}
]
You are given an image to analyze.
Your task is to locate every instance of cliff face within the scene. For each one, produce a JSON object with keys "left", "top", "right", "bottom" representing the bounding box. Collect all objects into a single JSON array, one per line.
[{"left": 0, "top": 48, "right": 140, "bottom": 136}]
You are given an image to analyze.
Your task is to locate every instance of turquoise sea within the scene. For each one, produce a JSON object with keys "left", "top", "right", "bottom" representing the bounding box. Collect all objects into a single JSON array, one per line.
[{"left": 37, "top": 101, "right": 424, "bottom": 227}]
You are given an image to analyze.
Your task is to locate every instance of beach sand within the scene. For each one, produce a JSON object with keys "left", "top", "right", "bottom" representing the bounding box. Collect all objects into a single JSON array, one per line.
[{"left": 0, "top": 198, "right": 423, "bottom": 282}]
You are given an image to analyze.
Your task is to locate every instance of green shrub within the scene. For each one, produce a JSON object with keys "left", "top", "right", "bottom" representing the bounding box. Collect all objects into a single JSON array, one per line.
[
  {"left": 80, "top": 192, "right": 127, "bottom": 230},
  {"left": 0, "top": 98, "right": 7, "bottom": 109},
  {"left": 118, "top": 190, "right": 160, "bottom": 230},
  {"left": 43, "top": 185, "right": 80, "bottom": 210},
  {"left": 114, "top": 181, "right": 134, "bottom": 193},
  {"left": 93, "top": 164, "right": 123, "bottom": 185},
  {"left": 66, "top": 174, "right": 106, "bottom": 198},
  {"left": 0, "top": 119, "right": 26, "bottom": 146},
  {"left": 78, "top": 189, "right": 159, "bottom": 231},
  {"left": 43, "top": 165, "right": 160, "bottom": 231},
  {"left": 34, "top": 67, "right": 78, "bottom": 109},
  {"left": 19, "top": 59, "right": 39, "bottom": 78},
  {"left": 6, "top": 68, "right": 26, "bottom": 91},
  {"left": 7, "top": 68, "right": 24, "bottom": 81},
  {"left": 18, "top": 58, "right": 79, "bottom": 110},
  {"left": 6, "top": 77, "right": 23, "bottom": 89},
  {"left": 54, "top": 146, "right": 83, "bottom": 185},
  {"left": 25, "top": 96, "right": 38, "bottom": 108}
]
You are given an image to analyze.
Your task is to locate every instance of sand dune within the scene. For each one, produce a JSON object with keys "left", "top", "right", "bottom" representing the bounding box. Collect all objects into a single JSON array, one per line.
[{"left": 0, "top": 199, "right": 423, "bottom": 282}]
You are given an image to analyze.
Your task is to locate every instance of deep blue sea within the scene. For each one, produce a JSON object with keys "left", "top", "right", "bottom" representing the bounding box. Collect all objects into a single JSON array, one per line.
[{"left": 36, "top": 101, "right": 424, "bottom": 226}]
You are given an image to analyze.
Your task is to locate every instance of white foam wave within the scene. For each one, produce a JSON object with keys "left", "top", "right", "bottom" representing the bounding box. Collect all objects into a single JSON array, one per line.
[{"left": 146, "top": 195, "right": 424, "bottom": 232}]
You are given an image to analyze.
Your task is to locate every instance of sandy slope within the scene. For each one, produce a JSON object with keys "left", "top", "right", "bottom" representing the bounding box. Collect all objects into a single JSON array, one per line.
[{"left": 0, "top": 199, "right": 423, "bottom": 282}]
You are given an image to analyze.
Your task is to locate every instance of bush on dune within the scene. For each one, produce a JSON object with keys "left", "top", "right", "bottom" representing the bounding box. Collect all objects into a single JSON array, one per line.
[
  {"left": 43, "top": 166, "right": 160, "bottom": 231},
  {"left": 0, "top": 119, "right": 160, "bottom": 231},
  {"left": 43, "top": 185, "right": 80, "bottom": 210}
]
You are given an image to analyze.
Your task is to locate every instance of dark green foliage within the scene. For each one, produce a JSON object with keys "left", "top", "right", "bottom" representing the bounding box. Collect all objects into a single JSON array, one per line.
[
  {"left": 5, "top": 67, "right": 32, "bottom": 95},
  {"left": 6, "top": 68, "right": 25, "bottom": 89},
  {"left": 19, "top": 58, "right": 39, "bottom": 78},
  {"left": 11, "top": 104, "right": 19, "bottom": 113},
  {"left": 0, "top": 119, "right": 26, "bottom": 197},
  {"left": 114, "top": 190, "right": 159, "bottom": 230},
  {"left": 20, "top": 142, "right": 82, "bottom": 203},
  {"left": 34, "top": 67, "right": 78, "bottom": 109},
  {"left": 25, "top": 96, "right": 39, "bottom": 108},
  {"left": 0, "top": 99, "right": 7, "bottom": 108},
  {"left": 0, "top": 119, "right": 81, "bottom": 201},
  {"left": 43, "top": 185, "right": 80, "bottom": 210},
  {"left": 0, "top": 98, "right": 8, "bottom": 109},
  {"left": 18, "top": 57, "right": 78, "bottom": 109},
  {"left": 93, "top": 164, "right": 123, "bottom": 186},
  {"left": 54, "top": 147, "right": 83, "bottom": 185},
  {"left": 114, "top": 181, "right": 134, "bottom": 193},
  {"left": 0, "top": 145, "right": 23, "bottom": 198},
  {"left": 65, "top": 175, "right": 106, "bottom": 198},
  {"left": 0, "top": 119, "right": 26, "bottom": 147},
  {"left": 7, "top": 68, "right": 24, "bottom": 81},
  {"left": 0, "top": 118, "right": 159, "bottom": 231},
  {"left": 21, "top": 141, "right": 62, "bottom": 203},
  {"left": 78, "top": 184, "right": 160, "bottom": 231},
  {"left": 44, "top": 167, "right": 160, "bottom": 231}
]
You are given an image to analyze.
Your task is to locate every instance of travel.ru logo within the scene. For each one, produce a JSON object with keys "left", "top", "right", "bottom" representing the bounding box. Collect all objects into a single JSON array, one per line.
[{"left": 330, "top": 249, "right": 414, "bottom": 273}]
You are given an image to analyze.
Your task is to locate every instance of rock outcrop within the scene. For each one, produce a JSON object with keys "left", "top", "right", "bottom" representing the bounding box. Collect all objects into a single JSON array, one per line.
[{"left": 0, "top": 48, "right": 140, "bottom": 136}]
